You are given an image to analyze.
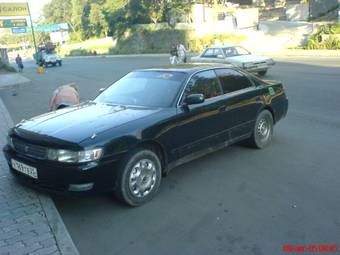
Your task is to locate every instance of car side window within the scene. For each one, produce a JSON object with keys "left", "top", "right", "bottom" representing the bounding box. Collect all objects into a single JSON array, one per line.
[
  {"left": 202, "top": 48, "right": 213, "bottom": 57},
  {"left": 202, "top": 48, "right": 222, "bottom": 58},
  {"left": 184, "top": 70, "right": 223, "bottom": 99},
  {"left": 215, "top": 69, "right": 253, "bottom": 94}
]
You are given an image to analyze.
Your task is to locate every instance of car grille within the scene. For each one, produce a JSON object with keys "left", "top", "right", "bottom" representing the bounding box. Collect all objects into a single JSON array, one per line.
[{"left": 12, "top": 139, "right": 46, "bottom": 159}]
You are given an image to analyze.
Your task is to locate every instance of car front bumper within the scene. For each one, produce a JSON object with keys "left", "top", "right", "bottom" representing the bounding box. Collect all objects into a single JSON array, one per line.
[{"left": 3, "top": 145, "right": 121, "bottom": 197}]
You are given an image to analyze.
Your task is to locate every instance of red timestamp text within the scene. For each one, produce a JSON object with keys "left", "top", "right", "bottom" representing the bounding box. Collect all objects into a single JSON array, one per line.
[{"left": 283, "top": 245, "right": 339, "bottom": 252}]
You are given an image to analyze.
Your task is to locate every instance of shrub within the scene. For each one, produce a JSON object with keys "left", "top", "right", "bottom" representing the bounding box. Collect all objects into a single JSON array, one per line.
[
  {"left": 0, "top": 63, "right": 16, "bottom": 72},
  {"left": 305, "top": 23, "right": 340, "bottom": 49},
  {"left": 190, "top": 33, "right": 247, "bottom": 52}
]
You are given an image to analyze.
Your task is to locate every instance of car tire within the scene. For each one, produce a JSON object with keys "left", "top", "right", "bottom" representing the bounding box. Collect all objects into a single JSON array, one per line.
[
  {"left": 248, "top": 110, "right": 273, "bottom": 149},
  {"left": 43, "top": 61, "right": 48, "bottom": 68},
  {"left": 258, "top": 70, "right": 267, "bottom": 76},
  {"left": 58, "top": 61, "right": 62, "bottom": 66},
  {"left": 114, "top": 148, "right": 161, "bottom": 206}
]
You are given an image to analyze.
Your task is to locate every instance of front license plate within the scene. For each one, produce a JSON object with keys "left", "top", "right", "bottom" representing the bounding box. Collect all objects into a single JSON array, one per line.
[
  {"left": 258, "top": 64, "right": 268, "bottom": 68},
  {"left": 11, "top": 159, "right": 38, "bottom": 179}
]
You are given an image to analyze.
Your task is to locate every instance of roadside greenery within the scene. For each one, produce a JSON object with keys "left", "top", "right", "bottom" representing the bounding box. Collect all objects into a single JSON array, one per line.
[
  {"left": 0, "top": 63, "right": 17, "bottom": 72},
  {"left": 305, "top": 23, "right": 340, "bottom": 49}
]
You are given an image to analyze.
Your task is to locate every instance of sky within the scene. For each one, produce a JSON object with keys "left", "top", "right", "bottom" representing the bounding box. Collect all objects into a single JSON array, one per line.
[{"left": 4, "top": 0, "right": 52, "bottom": 22}]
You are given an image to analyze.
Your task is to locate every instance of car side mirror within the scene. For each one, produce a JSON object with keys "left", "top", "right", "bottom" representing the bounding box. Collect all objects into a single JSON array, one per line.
[
  {"left": 99, "top": 88, "right": 106, "bottom": 94},
  {"left": 183, "top": 94, "right": 205, "bottom": 105}
]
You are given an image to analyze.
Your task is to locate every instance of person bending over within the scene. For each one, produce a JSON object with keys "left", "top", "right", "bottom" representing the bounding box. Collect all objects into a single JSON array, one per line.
[{"left": 49, "top": 83, "right": 79, "bottom": 111}]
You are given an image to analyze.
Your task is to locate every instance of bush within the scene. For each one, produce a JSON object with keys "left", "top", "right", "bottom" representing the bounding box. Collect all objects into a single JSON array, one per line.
[
  {"left": 190, "top": 33, "right": 247, "bottom": 52},
  {"left": 305, "top": 23, "right": 340, "bottom": 50},
  {"left": 0, "top": 63, "right": 17, "bottom": 72}
]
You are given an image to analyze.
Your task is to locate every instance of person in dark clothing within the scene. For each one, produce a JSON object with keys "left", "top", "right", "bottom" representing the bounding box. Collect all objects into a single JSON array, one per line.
[
  {"left": 169, "top": 43, "right": 179, "bottom": 64},
  {"left": 15, "top": 54, "right": 23, "bottom": 72}
]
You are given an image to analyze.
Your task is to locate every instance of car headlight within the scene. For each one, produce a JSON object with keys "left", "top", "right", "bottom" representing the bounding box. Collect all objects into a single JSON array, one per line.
[
  {"left": 46, "top": 148, "right": 103, "bottom": 163},
  {"left": 243, "top": 62, "right": 254, "bottom": 68},
  {"left": 6, "top": 134, "right": 14, "bottom": 148}
]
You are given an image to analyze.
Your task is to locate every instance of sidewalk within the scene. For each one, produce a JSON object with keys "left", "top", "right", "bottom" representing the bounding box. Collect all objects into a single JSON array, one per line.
[{"left": 0, "top": 79, "right": 79, "bottom": 253}]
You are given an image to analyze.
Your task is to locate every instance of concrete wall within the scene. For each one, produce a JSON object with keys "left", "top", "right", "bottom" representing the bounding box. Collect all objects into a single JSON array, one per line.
[
  {"left": 286, "top": 3, "right": 308, "bottom": 21},
  {"left": 309, "top": 0, "right": 338, "bottom": 19}
]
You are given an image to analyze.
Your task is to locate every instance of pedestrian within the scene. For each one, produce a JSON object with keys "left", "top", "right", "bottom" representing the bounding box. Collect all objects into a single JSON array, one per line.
[
  {"left": 177, "top": 41, "right": 187, "bottom": 63},
  {"left": 169, "top": 43, "right": 179, "bottom": 64},
  {"left": 15, "top": 54, "right": 23, "bottom": 72},
  {"left": 48, "top": 83, "right": 79, "bottom": 111}
]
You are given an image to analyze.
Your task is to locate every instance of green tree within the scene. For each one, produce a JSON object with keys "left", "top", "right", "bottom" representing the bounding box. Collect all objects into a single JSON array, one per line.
[
  {"left": 89, "top": 1, "right": 108, "bottom": 37},
  {"left": 103, "top": 0, "right": 129, "bottom": 37}
]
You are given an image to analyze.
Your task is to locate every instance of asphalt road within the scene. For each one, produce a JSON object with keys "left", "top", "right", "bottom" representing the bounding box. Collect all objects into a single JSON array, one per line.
[{"left": 1, "top": 56, "right": 339, "bottom": 255}]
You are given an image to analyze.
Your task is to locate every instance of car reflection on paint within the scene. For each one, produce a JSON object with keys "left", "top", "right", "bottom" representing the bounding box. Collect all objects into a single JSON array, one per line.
[{"left": 3, "top": 63, "right": 288, "bottom": 206}]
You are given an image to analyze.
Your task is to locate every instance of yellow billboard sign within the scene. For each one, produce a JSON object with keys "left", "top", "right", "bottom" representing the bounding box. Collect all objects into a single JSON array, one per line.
[{"left": 0, "top": 3, "right": 29, "bottom": 16}]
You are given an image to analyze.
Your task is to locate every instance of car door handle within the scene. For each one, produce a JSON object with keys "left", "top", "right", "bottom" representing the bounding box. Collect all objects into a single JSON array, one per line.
[{"left": 218, "top": 105, "right": 227, "bottom": 112}]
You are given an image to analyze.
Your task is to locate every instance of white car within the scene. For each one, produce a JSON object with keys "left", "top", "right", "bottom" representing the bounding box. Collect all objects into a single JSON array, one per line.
[{"left": 191, "top": 45, "right": 275, "bottom": 75}]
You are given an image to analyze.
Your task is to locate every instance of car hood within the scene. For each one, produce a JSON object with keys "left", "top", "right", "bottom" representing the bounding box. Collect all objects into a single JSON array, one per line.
[{"left": 15, "top": 101, "right": 162, "bottom": 143}]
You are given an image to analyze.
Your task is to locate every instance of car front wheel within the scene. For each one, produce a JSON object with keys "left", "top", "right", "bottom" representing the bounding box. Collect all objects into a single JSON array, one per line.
[
  {"left": 258, "top": 70, "right": 267, "bottom": 76},
  {"left": 114, "top": 148, "right": 161, "bottom": 206},
  {"left": 248, "top": 110, "right": 273, "bottom": 149}
]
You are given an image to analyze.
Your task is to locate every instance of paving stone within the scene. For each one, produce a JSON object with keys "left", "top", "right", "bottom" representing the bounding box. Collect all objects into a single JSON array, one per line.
[
  {"left": 3, "top": 219, "right": 31, "bottom": 233},
  {"left": 0, "top": 210, "right": 13, "bottom": 219},
  {"left": 39, "top": 237, "right": 57, "bottom": 248},
  {"left": 0, "top": 239, "right": 8, "bottom": 247},
  {"left": 28, "top": 244, "right": 60, "bottom": 255},
  {"left": 1, "top": 209, "right": 27, "bottom": 222},
  {"left": 14, "top": 242, "right": 44, "bottom": 254},
  {"left": 19, "top": 224, "right": 50, "bottom": 235},
  {"left": 0, "top": 219, "right": 16, "bottom": 228},
  {"left": 6, "top": 231, "right": 36, "bottom": 245},
  {"left": 1, "top": 229, "right": 21, "bottom": 240},
  {"left": 0, "top": 242, "right": 24, "bottom": 254},
  {"left": 15, "top": 212, "right": 46, "bottom": 223},
  {"left": 0, "top": 203, "right": 22, "bottom": 214},
  {"left": 23, "top": 232, "right": 54, "bottom": 246}
]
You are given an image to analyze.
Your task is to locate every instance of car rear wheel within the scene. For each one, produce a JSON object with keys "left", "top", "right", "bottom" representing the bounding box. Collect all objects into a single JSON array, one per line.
[
  {"left": 248, "top": 110, "right": 273, "bottom": 149},
  {"left": 258, "top": 70, "right": 267, "bottom": 76},
  {"left": 114, "top": 148, "right": 161, "bottom": 206}
]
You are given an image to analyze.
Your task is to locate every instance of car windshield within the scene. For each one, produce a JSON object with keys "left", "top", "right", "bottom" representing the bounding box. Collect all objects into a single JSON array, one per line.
[
  {"left": 46, "top": 50, "right": 57, "bottom": 54},
  {"left": 94, "top": 71, "right": 186, "bottom": 107}
]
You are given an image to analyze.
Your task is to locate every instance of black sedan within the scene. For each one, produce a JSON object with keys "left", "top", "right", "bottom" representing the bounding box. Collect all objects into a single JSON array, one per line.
[{"left": 3, "top": 64, "right": 288, "bottom": 206}]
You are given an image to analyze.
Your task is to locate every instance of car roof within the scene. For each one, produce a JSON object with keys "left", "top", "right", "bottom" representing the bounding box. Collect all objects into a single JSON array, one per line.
[
  {"left": 136, "top": 63, "right": 236, "bottom": 74},
  {"left": 205, "top": 45, "right": 239, "bottom": 49}
]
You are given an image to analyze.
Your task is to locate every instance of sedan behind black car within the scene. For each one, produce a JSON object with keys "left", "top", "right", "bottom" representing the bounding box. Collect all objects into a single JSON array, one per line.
[{"left": 3, "top": 63, "right": 288, "bottom": 206}]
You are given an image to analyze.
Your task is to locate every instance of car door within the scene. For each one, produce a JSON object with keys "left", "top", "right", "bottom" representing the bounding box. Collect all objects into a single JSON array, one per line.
[
  {"left": 199, "top": 48, "right": 222, "bottom": 63},
  {"left": 175, "top": 70, "right": 228, "bottom": 159},
  {"left": 214, "top": 68, "right": 264, "bottom": 141}
]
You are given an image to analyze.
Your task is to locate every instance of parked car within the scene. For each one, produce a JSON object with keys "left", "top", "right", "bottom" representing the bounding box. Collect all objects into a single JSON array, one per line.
[
  {"left": 3, "top": 64, "right": 288, "bottom": 206},
  {"left": 191, "top": 45, "right": 275, "bottom": 76}
]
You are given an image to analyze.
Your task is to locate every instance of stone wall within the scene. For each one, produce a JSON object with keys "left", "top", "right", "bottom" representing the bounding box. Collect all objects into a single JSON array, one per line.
[{"left": 309, "top": 0, "right": 338, "bottom": 19}]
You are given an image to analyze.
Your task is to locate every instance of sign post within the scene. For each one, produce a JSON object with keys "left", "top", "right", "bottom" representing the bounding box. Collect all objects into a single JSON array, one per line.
[{"left": 0, "top": 2, "right": 39, "bottom": 64}]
